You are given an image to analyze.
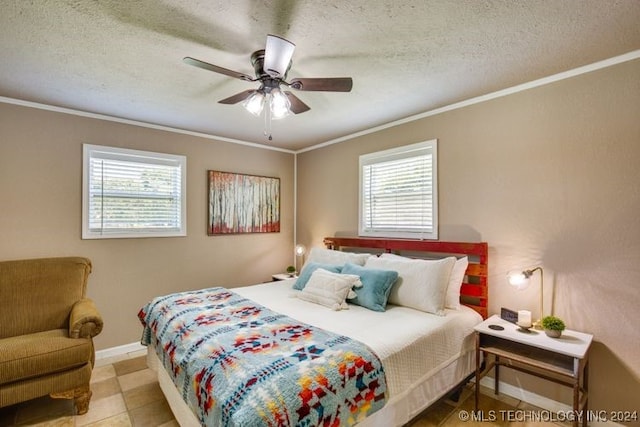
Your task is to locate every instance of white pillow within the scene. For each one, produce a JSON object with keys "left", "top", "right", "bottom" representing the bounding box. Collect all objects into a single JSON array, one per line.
[
  {"left": 305, "top": 247, "right": 370, "bottom": 267},
  {"left": 296, "top": 268, "right": 362, "bottom": 311},
  {"left": 380, "top": 253, "right": 468, "bottom": 310},
  {"left": 367, "top": 255, "right": 456, "bottom": 315},
  {"left": 445, "top": 257, "right": 468, "bottom": 310}
]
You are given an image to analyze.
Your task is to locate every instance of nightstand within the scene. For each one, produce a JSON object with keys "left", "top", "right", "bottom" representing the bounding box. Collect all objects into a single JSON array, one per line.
[
  {"left": 272, "top": 273, "right": 295, "bottom": 281},
  {"left": 474, "top": 315, "right": 593, "bottom": 427}
]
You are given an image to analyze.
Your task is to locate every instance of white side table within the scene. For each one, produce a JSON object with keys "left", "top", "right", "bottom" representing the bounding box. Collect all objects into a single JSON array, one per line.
[{"left": 474, "top": 315, "right": 593, "bottom": 427}]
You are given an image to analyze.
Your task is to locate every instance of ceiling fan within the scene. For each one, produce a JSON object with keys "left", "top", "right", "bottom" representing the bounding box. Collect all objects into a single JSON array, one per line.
[{"left": 183, "top": 34, "right": 353, "bottom": 121}]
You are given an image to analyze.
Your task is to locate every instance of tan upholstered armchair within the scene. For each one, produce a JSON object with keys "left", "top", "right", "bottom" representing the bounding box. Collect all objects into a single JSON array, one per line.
[{"left": 0, "top": 257, "right": 103, "bottom": 414}]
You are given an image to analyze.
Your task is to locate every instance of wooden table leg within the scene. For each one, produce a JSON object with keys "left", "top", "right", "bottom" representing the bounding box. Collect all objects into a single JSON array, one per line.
[
  {"left": 495, "top": 355, "right": 500, "bottom": 395},
  {"left": 582, "top": 359, "right": 589, "bottom": 427},
  {"left": 573, "top": 379, "right": 579, "bottom": 427},
  {"left": 475, "top": 333, "right": 480, "bottom": 412}
]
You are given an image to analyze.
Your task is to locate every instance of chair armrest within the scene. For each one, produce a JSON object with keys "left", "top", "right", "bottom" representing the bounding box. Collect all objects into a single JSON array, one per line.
[{"left": 69, "top": 298, "right": 103, "bottom": 339}]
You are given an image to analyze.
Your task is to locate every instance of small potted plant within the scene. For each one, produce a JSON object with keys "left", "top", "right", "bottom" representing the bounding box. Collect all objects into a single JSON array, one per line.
[
  {"left": 541, "top": 315, "right": 565, "bottom": 338},
  {"left": 286, "top": 265, "right": 296, "bottom": 277}
]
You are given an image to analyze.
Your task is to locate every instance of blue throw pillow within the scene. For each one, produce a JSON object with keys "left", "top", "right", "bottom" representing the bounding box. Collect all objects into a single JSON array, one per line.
[
  {"left": 341, "top": 263, "right": 398, "bottom": 312},
  {"left": 293, "top": 262, "right": 343, "bottom": 290}
]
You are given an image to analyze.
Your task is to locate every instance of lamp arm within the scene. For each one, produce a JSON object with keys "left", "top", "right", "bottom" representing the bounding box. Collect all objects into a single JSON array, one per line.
[{"left": 525, "top": 267, "right": 544, "bottom": 328}]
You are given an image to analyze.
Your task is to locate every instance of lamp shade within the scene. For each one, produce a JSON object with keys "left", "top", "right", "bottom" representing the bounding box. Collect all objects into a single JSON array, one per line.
[
  {"left": 264, "top": 34, "right": 295, "bottom": 78},
  {"left": 295, "top": 244, "right": 306, "bottom": 257},
  {"left": 507, "top": 270, "right": 530, "bottom": 290}
]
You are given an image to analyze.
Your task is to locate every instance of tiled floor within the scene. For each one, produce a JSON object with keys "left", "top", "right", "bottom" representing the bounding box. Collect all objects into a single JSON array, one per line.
[
  {"left": 0, "top": 351, "right": 566, "bottom": 426},
  {"left": 0, "top": 350, "right": 177, "bottom": 427}
]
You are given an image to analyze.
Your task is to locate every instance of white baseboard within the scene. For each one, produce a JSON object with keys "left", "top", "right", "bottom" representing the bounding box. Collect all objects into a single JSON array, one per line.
[
  {"left": 95, "top": 341, "right": 146, "bottom": 360},
  {"left": 479, "top": 377, "right": 622, "bottom": 427},
  {"left": 479, "top": 376, "right": 571, "bottom": 411}
]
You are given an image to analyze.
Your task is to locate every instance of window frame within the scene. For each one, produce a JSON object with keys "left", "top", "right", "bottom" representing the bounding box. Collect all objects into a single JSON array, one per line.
[
  {"left": 358, "top": 139, "right": 438, "bottom": 240},
  {"left": 82, "top": 144, "right": 187, "bottom": 239}
]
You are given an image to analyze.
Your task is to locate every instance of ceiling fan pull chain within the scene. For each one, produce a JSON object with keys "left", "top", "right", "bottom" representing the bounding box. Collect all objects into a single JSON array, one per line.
[
  {"left": 263, "top": 103, "right": 268, "bottom": 137},
  {"left": 264, "top": 97, "right": 273, "bottom": 141}
]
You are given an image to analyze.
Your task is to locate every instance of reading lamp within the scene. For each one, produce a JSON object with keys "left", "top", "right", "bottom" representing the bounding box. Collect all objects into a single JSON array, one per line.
[
  {"left": 508, "top": 267, "right": 544, "bottom": 329},
  {"left": 295, "top": 244, "right": 307, "bottom": 273}
]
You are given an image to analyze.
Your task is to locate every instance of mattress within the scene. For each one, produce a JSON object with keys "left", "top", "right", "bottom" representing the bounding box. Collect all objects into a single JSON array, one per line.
[{"left": 147, "top": 278, "right": 482, "bottom": 426}]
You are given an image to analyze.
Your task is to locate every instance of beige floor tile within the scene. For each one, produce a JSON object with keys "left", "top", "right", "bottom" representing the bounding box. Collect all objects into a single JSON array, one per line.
[
  {"left": 409, "top": 397, "right": 458, "bottom": 426},
  {"left": 117, "top": 368, "right": 157, "bottom": 392},
  {"left": 441, "top": 396, "right": 507, "bottom": 427},
  {"left": 91, "top": 377, "right": 122, "bottom": 401},
  {"left": 157, "top": 420, "right": 180, "bottom": 427},
  {"left": 28, "top": 416, "right": 75, "bottom": 427},
  {"left": 14, "top": 396, "right": 75, "bottom": 424},
  {"left": 447, "top": 385, "right": 474, "bottom": 406},
  {"left": 458, "top": 392, "right": 519, "bottom": 427},
  {"left": 441, "top": 415, "right": 503, "bottom": 427},
  {"left": 91, "top": 364, "right": 116, "bottom": 383},
  {"left": 84, "top": 411, "right": 132, "bottom": 427},
  {"left": 128, "top": 399, "right": 175, "bottom": 426},
  {"left": 507, "top": 422, "right": 562, "bottom": 427},
  {"left": 515, "top": 401, "right": 572, "bottom": 427},
  {"left": 123, "top": 381, "right": 165, "bottom": 411},
  {"left": 481, "top": 388, "right": 521, "bottom": 408},
  {"left": 75, "top": 394, "right": 127, "bottom": 426},
  {"left": 409, "top": 417, "right": 437, "bottom": 427}
]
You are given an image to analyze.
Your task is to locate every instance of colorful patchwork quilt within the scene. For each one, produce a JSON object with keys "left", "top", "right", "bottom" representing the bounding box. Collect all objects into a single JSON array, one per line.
[{"left": 138, "top": 287, "right": 388, "bottom": 426}]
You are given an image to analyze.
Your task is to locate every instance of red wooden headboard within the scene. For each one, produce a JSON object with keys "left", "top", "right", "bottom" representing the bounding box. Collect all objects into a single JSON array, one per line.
[{"left": 323, "top": 237, "right": 489, "bottom": 319}]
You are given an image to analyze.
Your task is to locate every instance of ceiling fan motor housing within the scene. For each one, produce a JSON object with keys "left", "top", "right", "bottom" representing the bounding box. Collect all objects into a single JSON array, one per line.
[{"left": 251, "top": 50, "right": 291, "bottom": 84}]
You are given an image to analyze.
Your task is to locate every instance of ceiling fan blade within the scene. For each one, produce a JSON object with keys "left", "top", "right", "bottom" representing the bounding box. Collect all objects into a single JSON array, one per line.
[
  {"left": 218, "top": 89, "right": 256, "bottom": 105},
  {"left": 183, "top": 57, "right": 253, "bottom": 82},
  {"left": 288, "top": 77, "right": 353, "bottom": 92},
  {"left": 284, "top": 92, "right": 311, "bottom": 114}
]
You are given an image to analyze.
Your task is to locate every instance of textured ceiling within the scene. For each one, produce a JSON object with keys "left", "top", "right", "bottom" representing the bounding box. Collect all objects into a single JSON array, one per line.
[{"left": 1, "top": 1, "right": 639, "bottom": 151}]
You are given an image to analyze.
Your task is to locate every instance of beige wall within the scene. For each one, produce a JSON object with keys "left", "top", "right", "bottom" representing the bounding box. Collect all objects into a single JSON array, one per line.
[
  {"left": 297, "top": 59, "right": 640, "bottom": 417},
  {"left": 0, "top": 103, "right": 295, "bottom": 350}
]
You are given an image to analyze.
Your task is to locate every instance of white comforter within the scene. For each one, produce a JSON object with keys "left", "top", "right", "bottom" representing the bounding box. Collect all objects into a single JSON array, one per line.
[{"left": 234, "top": 278, "right": 482, "bottom": 400}]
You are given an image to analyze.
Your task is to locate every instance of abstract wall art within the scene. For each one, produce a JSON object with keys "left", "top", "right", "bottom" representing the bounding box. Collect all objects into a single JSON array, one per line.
[{"left": 208, "top": 170, "right": 280, "bottom": 235}]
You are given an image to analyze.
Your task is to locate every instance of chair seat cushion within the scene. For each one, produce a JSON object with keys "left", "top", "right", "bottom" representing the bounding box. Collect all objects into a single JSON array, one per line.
[{"left": 0, "top": 329, "right": 92, "bottom": 384}]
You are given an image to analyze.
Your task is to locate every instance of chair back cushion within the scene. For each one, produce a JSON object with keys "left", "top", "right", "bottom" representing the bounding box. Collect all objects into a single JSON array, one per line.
[{"left": 0, "top": 257, "right": 92, "bottom": 339}]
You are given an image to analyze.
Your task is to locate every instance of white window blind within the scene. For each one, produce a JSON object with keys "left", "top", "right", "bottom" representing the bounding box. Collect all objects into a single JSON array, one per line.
[
  {"left": 82, "top": 144, "right": 186, "bottom": 239},
  {"left": 359, "top": 140, "right": 438, "bottom": 239}
]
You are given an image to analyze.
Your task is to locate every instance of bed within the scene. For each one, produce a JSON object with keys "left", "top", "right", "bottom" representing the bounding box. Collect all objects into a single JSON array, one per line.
[{"left": 139, "top": 237, "right": 488, "bottom": 426}]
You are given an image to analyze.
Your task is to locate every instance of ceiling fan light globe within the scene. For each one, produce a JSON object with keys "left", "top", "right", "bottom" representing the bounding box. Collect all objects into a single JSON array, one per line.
[
  {"left": 264, "top": 34, "right": 295, "bottom": 79},
  {"left": 243, "top": 92, "right": 265, "bottom": 116},
  {"left": 270, "top": 89, "right": 291, "bottom": 119}
]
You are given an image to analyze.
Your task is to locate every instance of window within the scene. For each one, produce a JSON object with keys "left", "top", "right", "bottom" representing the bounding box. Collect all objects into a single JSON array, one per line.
[
  {"left": 82, "top": 144, "right": 186, "bottom": 239},
  {"left": 359, "top": 140, "right": 438, "bottom": 239}
]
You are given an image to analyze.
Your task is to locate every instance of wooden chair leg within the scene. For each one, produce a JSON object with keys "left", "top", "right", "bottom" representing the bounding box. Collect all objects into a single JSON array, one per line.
[
  {"left": 50, "top": 385, "right": 92, "bottom": 415},
  {"left": 74, "top": 386, "right": 92, "bottom": 415}
]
